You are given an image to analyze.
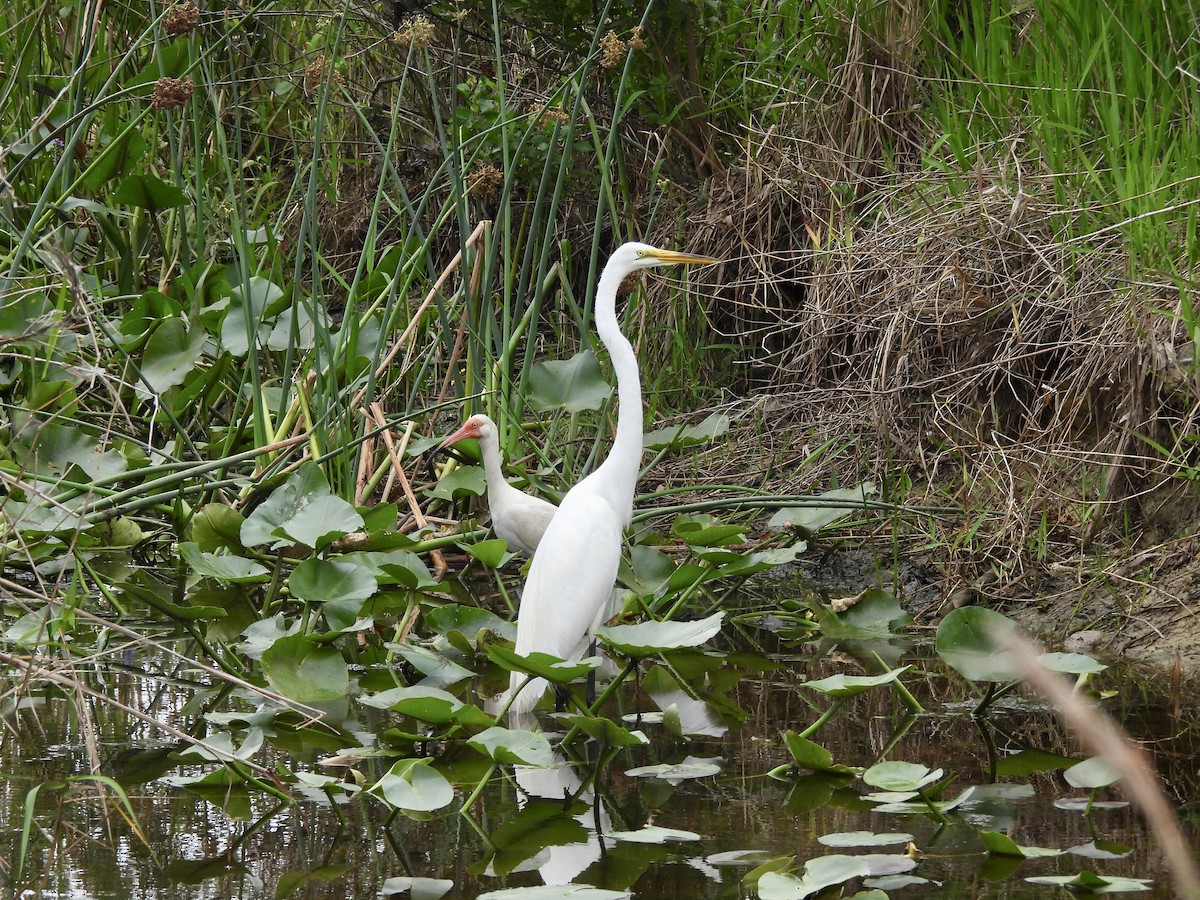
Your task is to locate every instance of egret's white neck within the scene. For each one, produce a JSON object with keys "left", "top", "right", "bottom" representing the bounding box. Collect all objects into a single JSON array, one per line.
[{"left": 590, "top": 260, "right": 643, "bottom": 518}]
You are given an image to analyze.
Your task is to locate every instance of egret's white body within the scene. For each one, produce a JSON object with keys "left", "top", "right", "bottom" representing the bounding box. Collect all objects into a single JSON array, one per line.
[
  {"left": 439, "top": 414, "right": 556, "bottom": 556},
  {"left": 506, "top": 242, "right": 717, "bottom": 715}
]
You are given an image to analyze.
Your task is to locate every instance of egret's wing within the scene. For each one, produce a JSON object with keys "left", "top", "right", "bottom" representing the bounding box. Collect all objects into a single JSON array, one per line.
[
  {"left": 507, "top": 491, "right": 622, "bottom": 714},
  {"left": 513, "top": 491, "right": 621, "bottom": 661}
]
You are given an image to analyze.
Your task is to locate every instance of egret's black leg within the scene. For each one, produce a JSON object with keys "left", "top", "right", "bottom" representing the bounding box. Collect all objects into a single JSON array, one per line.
[
  {"left": 586, "top": 638, "right": 598, "bottom": 708},
  {"left": 555, "top": 685, "right": 570, "bottom": 712}
]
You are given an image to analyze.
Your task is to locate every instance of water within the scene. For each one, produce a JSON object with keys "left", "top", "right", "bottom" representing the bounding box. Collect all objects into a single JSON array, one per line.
[{"left": 1, "top": 592, "right": 1197, "bottom": 899}]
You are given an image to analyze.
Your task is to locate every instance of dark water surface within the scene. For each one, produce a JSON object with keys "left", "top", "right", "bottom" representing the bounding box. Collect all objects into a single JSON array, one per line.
[{"left": 2, "top": 587, "right": 1197, "bottom": 899}]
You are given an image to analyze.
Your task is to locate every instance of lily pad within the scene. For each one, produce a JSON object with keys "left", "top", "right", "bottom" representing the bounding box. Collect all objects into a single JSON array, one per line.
[
  {"left": 802, "top": 666, "right": 911, "bottom": 699},
  {"left": 178, "top": 542, "right": 270, "bottom": 584},
  {"left": 467, "top": 726, "right": 554, "bottom": 766},
  {"left": 1025, "top": 871, "right": 1153, "bottom": 893},
  {"left": 605, "top": 826, "right": 701, "bottom": 843},
  {"left": 485, "top": 645, "right": 599, "bottom": 685},
  {"left": 781, "top": 732, "right": 861, "bottom": 776},
  {"left": 1064, "top": 756, "right": 1122, "bottom": 790},
  {"left": 241, "top": 463, "right": 364, "bottom": 549},
  {"left": 817, "top": 832, "right": 913, "bottom": 849},
  {"left": 359, "top": 686, "right": 463, "bottom": 724},
  {"left": 624, "top": 760, "right": 722, "bottom": 784},
  {"left": 758, "top": 855, "right": 873, "bottom": 899},
  {"left": 288, "top": 557, "right": 378, "bottom": 605},
  {"left": 478, "top": 887, "right": 630, "bottom": 900},
  {"left": 379, "top": 876, "right": 454, "bottom": 899},
  {"left": 768, "top": 483, "right": 877, "bottom": 534},
  {"left": 862, "top": 761, "right": 943, "bottom": 793},
  {"left": 261, "top": 634, "right": 349, "bottom": 702},
  {"left": 369, "top": 758, "right": 454, "bottom": 813},
  {"left": 527, "top": 349, "right": 612, "bottom": 413},
  {"left": 140, "top": 317, "right": 207, "bottom": 394},
  {"left": 935, "top": 606, "right": 1023, "bottom": 683},
  {"left": 817, "top": 589, "right": 912, "bottom": 641},
  {"left": 643, "top": 412, "right": 730, "bottom": 450},
  {"left": 1039, "top": 651, "right": 1107, "bottom": 676},
  {"left": 597, "top": 611, "right": 724, "bottom": 655},
  {"left": 980, "top": 830, "right": 1064, "bottom": 858}
]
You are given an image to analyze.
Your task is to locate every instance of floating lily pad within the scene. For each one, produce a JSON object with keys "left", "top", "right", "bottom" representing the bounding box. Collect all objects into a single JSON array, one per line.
[
  {"left": 1064, "top": 756, "right": 1122, "bottom": 790},
  {"left": 1038, "top": 651, "right": 1107, "bottom": 675},
  {"left": 178, "top": 542, "right": 270, "bottom": 584},
  {"left": 359, "top": 686, "right": 462, "bottom": 724},
  {"left": 597, "top": 611, "right": 724, "bottom": 655},
  {"left": 369, "top": 758, "right": 454, "bottom": 813},
  {"left": 605, "top": 826, "right": 701, "bottom": 844},
  {"left": 485, "top": 645, "right": 599, "bottom": 685},
  {"left": 757, "top": 855, "right": 873, "bottom": 899},
  {"left": 995, "top": 748, "right": 1076, "bottom": 777},
  {"left": 558, "top": 715, "right": 649, "bottom": 747},
  {"left": 781, "top": 732, "right": 861, "bottom": 776},
  {"left": 671, "top": 513, "right": 745, "bottom": 548},
  {"left": 862, "top": 761, "right": 943, "bottom": 793},
  {"left": 478, "top": 887, "right": 630, "bottom": 900},
  {"left": 980, "top": 830, "right": 1064, "bottom": 858},
  {"left": 818, "top": 831, "right": 913, "bottom": 849},
  {"left": 261, "top": 634, "right": 349, "bottom": 702},
  {"left": 379, "top": 876, "right": 454, "bottom": 899},
  {"left": 462, "top": 539, "right": 516, "bottom": 569},
  {"left": 802, "top": 666, "right": 911, "bottom": 699},
  {"left": 467, "top": 727, "right": 554, "bottom": 766},
  {"left": 1025, "top": 871, "right": 1153, "bottom": 893},
  {"left": 241, "top": 463, "right": 364, "bottom": 549},
  {"left": 935, "top": 606, "right": 1023, "bottom": 683},
  {"left": 817, "top": 589, "right": 912, "bottom": 641},
  {"left": 288, "top": 557, "right": 377, "bottom": 604},
  {"left": 624, "top": 760, "right": 722, "bottom": 784}
]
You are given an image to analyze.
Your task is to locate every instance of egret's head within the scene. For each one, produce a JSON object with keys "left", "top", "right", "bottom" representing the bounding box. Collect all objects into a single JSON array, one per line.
[
  {"left": 440, "top": 413, "right": 496, "bottom": 450},
  {"left": 611, "top": 241, "right": 720, "bottom": 273}
]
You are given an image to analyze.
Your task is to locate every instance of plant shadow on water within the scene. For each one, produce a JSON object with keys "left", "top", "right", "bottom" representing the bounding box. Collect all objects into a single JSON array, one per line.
[{"left": 2, "top": 568, "right": 1198, "bottom": 900}]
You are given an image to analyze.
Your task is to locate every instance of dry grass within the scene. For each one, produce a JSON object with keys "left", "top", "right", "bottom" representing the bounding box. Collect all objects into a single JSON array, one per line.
[{"left": 663, "top": 135, "right": 1200, "bottom": 571}]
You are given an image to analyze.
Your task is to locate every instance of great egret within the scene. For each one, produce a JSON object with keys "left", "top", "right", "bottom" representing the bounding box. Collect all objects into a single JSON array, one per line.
[
  {"left": 505, "top": 242, "right": 718, "bottom": 715},
  {"left": 438, "top": 414, "right": 557, "bottom": 555}
]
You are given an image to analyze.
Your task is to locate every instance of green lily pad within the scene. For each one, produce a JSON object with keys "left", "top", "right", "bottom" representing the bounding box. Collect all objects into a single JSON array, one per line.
[
  {"left": 379, "top": 876, "right": 454, "bottom": 900},
  {"left": 605, "top": 826, "right": 701, "bottom": 843},
  {"left": 781, "top": 731, "right": 862, "bottom": 776},
  {"left": 558, "top": 715, "right": 649, "bottom": 748},
  {"left": 1064, "top": 756, "right": 1122, "bottom": 789},
  {"left": 369, "top": 758, "right": 454, "bottom": 813},
  {"left": 527, "top": 349, "right": 612, "bottom": 413},
  {"left": 758, "top": 854, "right": 873, "bottom": 899},
  {"left": 862, "top": 761, "right": 943, "bottom": 792},
  {"left": 643, "top": 412, "right": 730, "bottom": 450},
  {"left": 818, "top": 589, "right": 912, "bottom": 641},
  {"left": 241, "top": 463, "right": 364, "bottom": 549},
  {"left": 427, "top": 466, "right": 486, "bottom": 501},
  {"left": 768, "top": 483, "right": 877, "bottom": 534},
  {"left": 935, "top": 606, "right": 1023, "bottom": 683},
  {"left": 485, "top": 645, "right": 599, "bottom": 685},
  {"left": 359, "top": 686, "right": 463, "bottom": 724},
  {"left": 478, "top": 887, "right": 630, "bottom": 900},
  {"left": 467, "top": 726, "right": 554, "bottom": 766},
  {"left": 189, "top": 504, "right": 245, "bottom": 553},
  {"left": 671, "top": 513, "right": 745, "bottom": 548},
  {"left": 462, "top": 539, "right": 517, "bottom": 569},
  {"left": 1025, "top": 871, "right": 1153, "bottom": 893},
  {"left": 817, "top": 831, "right": 913, "bottom": 849},
  {"left": 178, "top": 542, "right": 269, "bottom": 584},
  {"left": 140, "top": 318, "right": 207, "bottom": 394},
  {"left": 288, "top": 557, "right": 378, "bottom": 604},
  {"left": 1039, "top": 651, "right": 1107, "bottom": 675},
  {"left": 624, "top": 761, "right": 722, "bottom": 784},
  {"left": 261, "top": 634, "right": 349, "bottom": 702},
  {"left": 802, "top": 666, "right": 911, "bottom": 699},
  {"left": 980, "top": 830, "right": 1064, "bottom": 858},
  {"left": 995, "top": 748, "right": 1076, "bottom": 777},
  {"left": 597, "top": 611, "right": 724, "bottom": 655}
]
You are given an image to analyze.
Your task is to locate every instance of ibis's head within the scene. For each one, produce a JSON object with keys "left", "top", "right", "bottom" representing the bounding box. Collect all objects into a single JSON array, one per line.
[
  {"left": 609, "top": 241, "right": 719, "bottom": 274},
  {"left": 439, "top": 413, "right": 497, "bottom": 450}
]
